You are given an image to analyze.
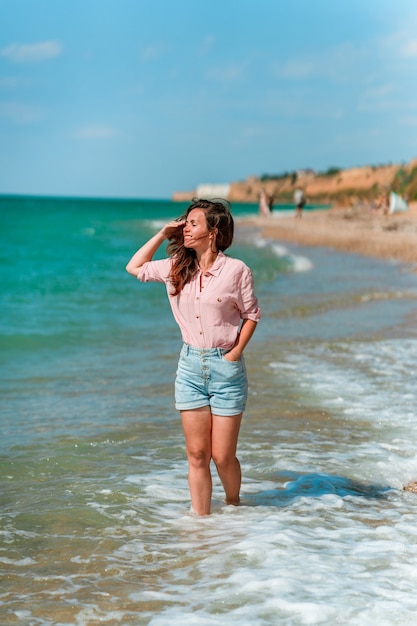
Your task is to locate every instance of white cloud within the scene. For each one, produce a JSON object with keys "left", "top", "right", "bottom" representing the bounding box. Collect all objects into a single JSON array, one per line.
[
  {"left": 1, "top": 41, "right": 63, "bottom": 63},
  {"left": 399, "top": 38, "right": 417, "bottom": 59},
  {"left": 399, "top": 115, "right": 417, "bottom": 127},
  {"left": 141, "top": 43, "right": 167, "bottom": 61},
  {"left": 357, "top": 83, "right": 395, "bottom": 112},
  {"left": 362, "top": 84, "right": 395, "bottom": 99},
  {"left": 0, "top": 101, "right": 42, "bottom": 124},
  {"left": 199, "top": 35, "right": 215, "bottom": 56},
  {"left": 206, "top": 62, "right": 244, "bottom": 83},
  {"left": 0, "top": 77, "right": 27, "bottom": 90},
  {"left": 281, "top": 60, "right": 317, "bottom": 79},
  {"left": 377, "top": 11, "right": 417, "bottom": 62},
  {"left": 278, "top": 42, "right": 367, "bottom": 82},
  {"left": 76, "top": 125, "right": 118, "bottom": 139}
]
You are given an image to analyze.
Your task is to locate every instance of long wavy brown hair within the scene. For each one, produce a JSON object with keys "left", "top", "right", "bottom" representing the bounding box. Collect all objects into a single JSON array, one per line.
[{"left": 166, "top": 198, "right": 234, "bottom": 295}]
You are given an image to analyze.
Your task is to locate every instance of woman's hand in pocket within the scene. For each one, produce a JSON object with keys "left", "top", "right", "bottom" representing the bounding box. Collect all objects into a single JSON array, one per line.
[{"left": 223, "top": 350, "right": 241, "bottom": 362}]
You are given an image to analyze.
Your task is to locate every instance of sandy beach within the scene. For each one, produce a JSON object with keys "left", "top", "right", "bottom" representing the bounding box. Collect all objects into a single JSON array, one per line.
[{"left": 255, "top": 202, "right": 417, "bottom": 266}]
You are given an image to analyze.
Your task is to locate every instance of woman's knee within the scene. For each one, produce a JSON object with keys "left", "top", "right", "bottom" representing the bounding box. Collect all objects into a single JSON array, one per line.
[
  {"left": 212, "top": 453, "right": 238, "bottom": 472},
  {"left": 187, "top": 447, "right": 211, "bottom": 468}
]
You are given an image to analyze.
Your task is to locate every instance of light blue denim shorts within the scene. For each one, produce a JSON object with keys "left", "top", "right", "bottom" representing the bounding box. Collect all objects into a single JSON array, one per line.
[{"left": 175, "top": 343, "right": 248, "bottom": 416}]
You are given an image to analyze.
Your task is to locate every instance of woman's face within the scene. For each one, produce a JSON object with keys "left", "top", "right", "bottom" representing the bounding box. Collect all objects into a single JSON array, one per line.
[{"left": 183, "top": 208, "right": 213, "bottom": 250}]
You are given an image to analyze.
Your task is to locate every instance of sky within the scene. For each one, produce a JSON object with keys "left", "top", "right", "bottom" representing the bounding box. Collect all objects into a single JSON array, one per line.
[{"left": 1, "top": 0, "right": 417, "bottom": 200}]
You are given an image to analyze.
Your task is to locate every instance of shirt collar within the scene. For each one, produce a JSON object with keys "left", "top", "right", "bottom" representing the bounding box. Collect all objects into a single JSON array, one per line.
[{"left": 201, "top": 250, "right": 226, "bottom": 277}]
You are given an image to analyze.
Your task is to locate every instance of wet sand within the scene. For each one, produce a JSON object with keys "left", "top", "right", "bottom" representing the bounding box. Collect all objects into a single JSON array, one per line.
[{"left": 256, "top": 203, "right": 417, "bottom": 266}]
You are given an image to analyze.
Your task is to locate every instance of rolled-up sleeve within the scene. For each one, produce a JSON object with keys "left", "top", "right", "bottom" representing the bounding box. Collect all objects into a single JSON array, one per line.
[
  {"left": 238, "top": 266, "right": 261, "bottom": 322},
  {"left": 137, "top": 258, "right": 172, "bottom": 283}
]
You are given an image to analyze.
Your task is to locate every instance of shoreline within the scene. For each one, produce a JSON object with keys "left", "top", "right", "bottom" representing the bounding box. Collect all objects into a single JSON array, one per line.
[
  {"left": 249, "top": 203, "right": 417, "bottom": 266},
  {"left": 253, "top": 203, "right": 417, "bottom": 495}
]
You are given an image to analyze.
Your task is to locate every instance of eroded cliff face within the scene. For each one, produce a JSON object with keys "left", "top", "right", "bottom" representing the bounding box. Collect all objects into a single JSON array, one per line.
[{"left": 173, "top": 158, "right": 417, "bottom": 206}]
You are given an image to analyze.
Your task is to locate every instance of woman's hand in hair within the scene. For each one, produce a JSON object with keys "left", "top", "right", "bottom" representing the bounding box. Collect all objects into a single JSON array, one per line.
[
  {"left": 160, "top": 220, "right": 185, "bottom": 240},
  {"left": 126, "top": 220, "right": 185, "bottom": 276}
]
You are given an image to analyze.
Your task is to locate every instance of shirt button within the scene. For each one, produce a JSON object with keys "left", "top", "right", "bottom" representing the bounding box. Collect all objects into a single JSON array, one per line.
[
  {"left": 196, "top": 315, "right": 199, "bottom": 319},
  {"left": 199, "top": 331, "right": 203, "bottom": 335}
]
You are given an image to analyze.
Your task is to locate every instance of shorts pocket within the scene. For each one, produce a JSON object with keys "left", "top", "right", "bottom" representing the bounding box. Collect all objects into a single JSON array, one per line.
[
  {"left": 222, "top": 355, "right": 240, "bottom": 362},
  {"left": 218, "top": 355, "right": 245, "bottom": 380}
]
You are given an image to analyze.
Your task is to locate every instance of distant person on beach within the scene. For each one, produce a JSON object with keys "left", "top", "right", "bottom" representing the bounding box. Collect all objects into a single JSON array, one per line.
[
  {"left": 294, "top": 188, "right": 306, "bottom": 218},
  {"left": 259, "top": 189, "right": 270, "bottom": 217},
  {"left": 373, "top": 193, "right": 389, "bottom": 214},
  {"left": 126, "top": 198, "right": 261, "bottom": 516},
  {"left": 268, "top": 193, "right": 274, "bottom": 213}
]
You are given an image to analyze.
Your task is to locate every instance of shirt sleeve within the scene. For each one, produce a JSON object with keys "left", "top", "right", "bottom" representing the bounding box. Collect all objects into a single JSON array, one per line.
[
  {"left": 137, "top": 258, "right": 173, "bottom": 283},
  {"left": 237, "top": 266, "right": 261, "bottom": 322}
]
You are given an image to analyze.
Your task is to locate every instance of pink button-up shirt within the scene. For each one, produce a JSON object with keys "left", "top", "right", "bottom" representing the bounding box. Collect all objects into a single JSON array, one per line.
[{"left": 137, "top": 251, "right": 261, "bottom": 349}]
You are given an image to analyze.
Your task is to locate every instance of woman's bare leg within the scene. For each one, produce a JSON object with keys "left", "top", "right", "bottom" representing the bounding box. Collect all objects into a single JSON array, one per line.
[
  {"left": 211, "top": 413, "right": 242, "bottom": 505},
  {"left": 181, "top": 407, "right": 213, "bottom": 515}
]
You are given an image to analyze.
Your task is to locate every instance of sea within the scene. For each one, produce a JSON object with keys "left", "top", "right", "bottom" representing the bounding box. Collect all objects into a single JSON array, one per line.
[{"left": 1, "top": 194, "right": 417, "bottom": 626}]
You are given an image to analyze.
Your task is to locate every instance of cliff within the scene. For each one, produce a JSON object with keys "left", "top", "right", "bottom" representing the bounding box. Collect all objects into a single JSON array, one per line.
[{"left": 173, "top": 158, "right": 417, "bottom": 206}]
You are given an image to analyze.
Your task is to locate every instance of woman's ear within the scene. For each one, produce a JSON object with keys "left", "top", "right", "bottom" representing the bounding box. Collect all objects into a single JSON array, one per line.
[{"left": 209, "top": 228, "right": 218, "bottom": 251}]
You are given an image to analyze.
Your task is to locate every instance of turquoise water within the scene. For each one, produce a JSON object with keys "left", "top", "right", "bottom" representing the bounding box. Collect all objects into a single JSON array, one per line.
[{"left": 2, "top": 195, "right": 417, "bottom": 625}]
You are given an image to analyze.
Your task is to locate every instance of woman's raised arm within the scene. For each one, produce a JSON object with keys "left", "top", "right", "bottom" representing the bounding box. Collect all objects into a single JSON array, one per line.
[{"left": 125, "top": 220, "right": 184, "bottom": 276}]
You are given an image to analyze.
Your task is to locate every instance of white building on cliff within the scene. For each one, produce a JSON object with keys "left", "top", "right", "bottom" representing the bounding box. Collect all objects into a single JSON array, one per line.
[{"left": 196, "top": 183, "right": 230, "bottom": 199}]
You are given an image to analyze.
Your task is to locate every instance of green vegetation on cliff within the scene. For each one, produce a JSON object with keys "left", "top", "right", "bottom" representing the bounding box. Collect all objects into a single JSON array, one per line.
[{"left": 392, "top": 166, "right": 417, "bottom": 200}]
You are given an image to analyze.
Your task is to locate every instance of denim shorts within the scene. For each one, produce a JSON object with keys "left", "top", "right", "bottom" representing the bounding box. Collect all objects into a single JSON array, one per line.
[{"left": 175, "top": 343, "right": 248, "bottom": 416}]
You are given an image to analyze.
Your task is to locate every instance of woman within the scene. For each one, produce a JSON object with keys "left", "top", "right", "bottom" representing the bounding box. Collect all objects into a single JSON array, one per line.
[
  {"left": 294, "top": 187, "right": 306, "bottom": 218},
  {"left": 258, "top": 188, "right": 270, "bottom": 217},
  {"left": 126, "top": 198, "right": 260, "bottom": 515}
]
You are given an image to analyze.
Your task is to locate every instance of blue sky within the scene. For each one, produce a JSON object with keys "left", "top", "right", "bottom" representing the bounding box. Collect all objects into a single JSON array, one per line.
[{"left": 1, "top": 0, "right": 417, "bottom": 199}]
